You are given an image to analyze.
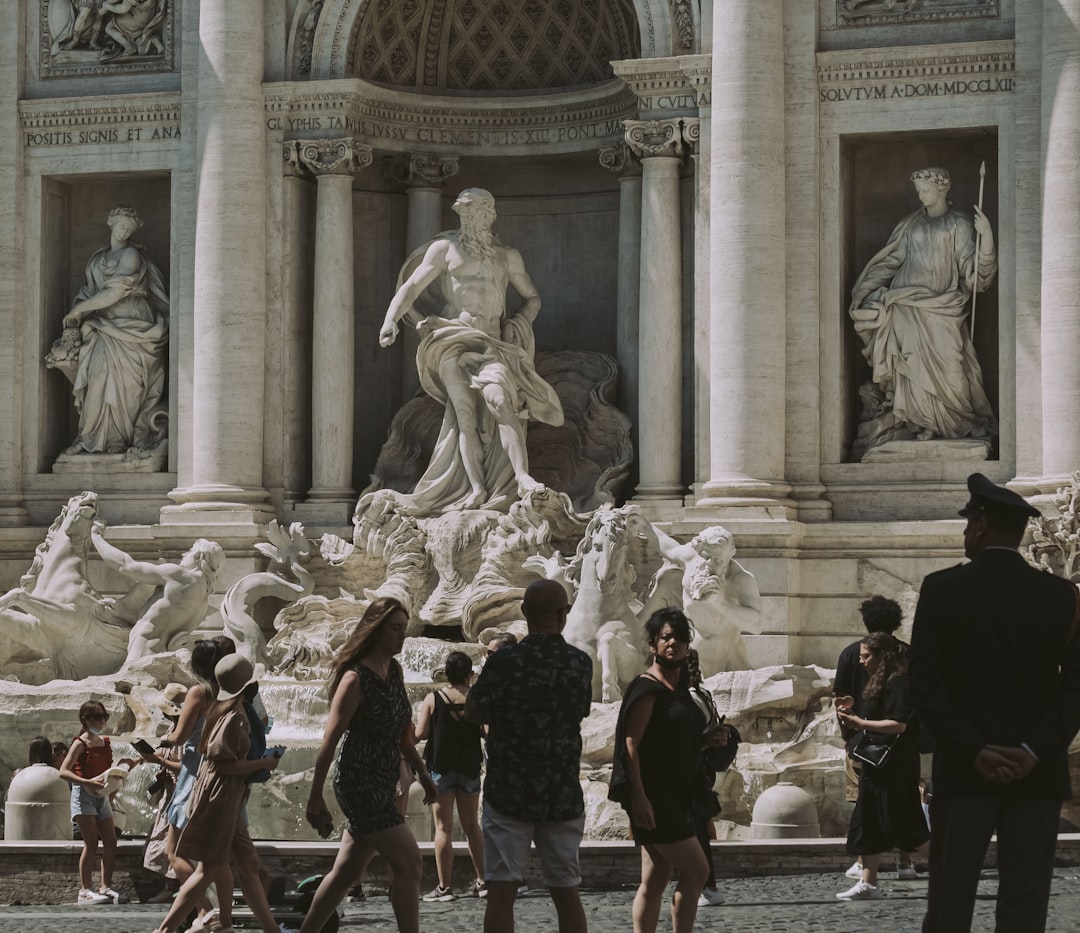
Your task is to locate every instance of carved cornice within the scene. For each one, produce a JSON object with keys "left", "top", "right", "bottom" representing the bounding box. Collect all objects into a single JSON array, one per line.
[
  {"left": 296, "top": 137, "right": 373, "bottom": 176},
  {"left": 598, "top": 142, "right": 642, "bottom": 179},
  {"left": 264, "top": 78, "right": 638, "bottom": 156},
  {"left": 384, "top": 153, "right": 461, "bottom": 188},
  {"left": 817, "top": 40, "right": 1014, "bottom": 97},
  {"left": 19, "top": 94, "right": 181, "bottom": 148},
  {"left": 837, "top": 0, "right": 998, "bottom": 28},
  {"left": 611, "top": 55, "right": 710, "bottom": 114},
  {"left": 624, "top": 118, "right": 698, "bottom": 159}
]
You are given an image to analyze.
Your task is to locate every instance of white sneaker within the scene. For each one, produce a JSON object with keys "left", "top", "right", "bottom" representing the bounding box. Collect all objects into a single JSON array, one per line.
[
  {"left": 837, "top": 880, "right": 882, "bottom": 901},
  {"left": 99, "top": 886, "right": 128, "bottom": 904},
  {"left": 76, "top": 888, "right": 111, "bottom": 906},
  {"left": 845, "top": 860, "right": 863, "bottom": 879},
  {"left": 697, "top": 886, "right": 725, "bottom": 907},
  {"left": 897, "top": 863, "right": 918, "bottom": 880},
  {"left": 190, "top": 908, "right": 219, "bottom": 931},
  {"left": 422, "top": 884, "right": 455, "bottom": 902}
]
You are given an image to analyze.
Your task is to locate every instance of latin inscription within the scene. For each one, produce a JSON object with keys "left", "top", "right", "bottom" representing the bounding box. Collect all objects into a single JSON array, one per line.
[
  {"left": 25, "top": 124, "right": 180, "bottom": 148},
  {"left": 819, "top": 76, "right": 1013, "bottom": 103},
  {"left": 266, "top": 115, "right": 626, "bottom": 146}
]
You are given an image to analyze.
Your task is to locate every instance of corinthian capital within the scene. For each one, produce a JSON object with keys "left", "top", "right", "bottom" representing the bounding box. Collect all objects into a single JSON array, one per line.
[
  {"left": 385, "top": 153, "right": 461, "bottom": 188},
  {"left": 598, "top": 143, "right": 642, "bottom": 178},
  {"left": 623, "top": 119, "right": 697, "bottom": 159},
  {"left": 297, "top": 138, "right": 374, "bottom": 176}
]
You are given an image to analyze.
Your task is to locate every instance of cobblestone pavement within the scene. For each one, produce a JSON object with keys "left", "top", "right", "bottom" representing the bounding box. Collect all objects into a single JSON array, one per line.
[{"left": 2, "top": 869, "right": 1079, "bottom": 933}]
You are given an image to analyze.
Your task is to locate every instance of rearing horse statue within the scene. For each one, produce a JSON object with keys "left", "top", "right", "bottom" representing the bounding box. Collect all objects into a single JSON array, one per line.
[
  {"left": 0, "top": 491, "right": 128, "bottom": 682},
  {"left": 528, "top": 505, "right": 647, "bottom": 702}
]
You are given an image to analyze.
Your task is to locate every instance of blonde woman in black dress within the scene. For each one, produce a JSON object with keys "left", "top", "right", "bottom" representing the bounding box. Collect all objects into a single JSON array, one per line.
[{"left": 300, "top": 597, "right": 437, "bottom": 933}]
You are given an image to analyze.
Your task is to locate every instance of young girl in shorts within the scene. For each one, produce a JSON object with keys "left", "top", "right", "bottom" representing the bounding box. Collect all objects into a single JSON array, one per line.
[{"left": 58, "top": 700, "right": 141, "bottom": 906}]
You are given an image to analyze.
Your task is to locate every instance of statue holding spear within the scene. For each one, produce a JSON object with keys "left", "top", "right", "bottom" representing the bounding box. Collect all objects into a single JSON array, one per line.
[
  {"left": 971, "top": 160, "right": 987, "bottom": 338},
  {"left": 849, "top": 165, "right": 999, "bottom": 456}
]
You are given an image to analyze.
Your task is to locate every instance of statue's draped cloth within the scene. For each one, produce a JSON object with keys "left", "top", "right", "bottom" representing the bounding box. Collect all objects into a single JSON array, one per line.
[
  {"left": 70, "top": 245, "right": 170, "bottom": 453},
  {"left": 404, "top": 306, "right": 563, "bottom": 516},
  {"left": 851, "top": 207, "right": 997, "bottom": 438}
]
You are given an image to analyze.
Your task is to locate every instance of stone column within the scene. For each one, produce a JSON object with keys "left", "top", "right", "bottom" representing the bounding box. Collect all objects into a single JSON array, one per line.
[
  {"left": 625, "top": 119, "right": 696, "bottom": 502},
  {"left": 387, "top": 153, "right": 461, "bottom": 251},
  {"left": 165, "top": 0, "right": 271, "bottom": 524},
  {"left": 599, "top": 143, "right": 642, "bottom": 445},
  {"left": 0, "top": 5, "right": 26, "bottom": 525},
  {"left": 385, "top": 153, "right": 460, "bottom": 398},
  {"left": 695, "top": 1, "right": 791, "bottom": 512},
  {"left": 1039, "top": 0, "right": 1080, "bottom": 484},
  {"left": 298, "top": 138, "right": 372, "bottom": 513},
  {"left": 280, "top": 141, "right": 314, "bottom": 502}
]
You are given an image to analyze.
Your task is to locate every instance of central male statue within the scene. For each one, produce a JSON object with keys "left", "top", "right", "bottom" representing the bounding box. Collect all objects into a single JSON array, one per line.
[{"left": 378, "top": 188, "right": 563, "bottom": 515}]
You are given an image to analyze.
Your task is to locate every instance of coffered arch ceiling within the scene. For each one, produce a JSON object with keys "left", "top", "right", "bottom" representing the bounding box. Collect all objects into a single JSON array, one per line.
[
  {"left": 302, "top": 0, "right": 677, "bottom": 83},
  {"left": 350, "top": 0, "right": 640, "bottom": 92}
]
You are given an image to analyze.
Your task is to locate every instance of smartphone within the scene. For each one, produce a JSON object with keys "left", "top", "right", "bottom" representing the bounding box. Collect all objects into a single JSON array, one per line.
[
  {"left": 271, "top": 745, "right": 286, "bottom": 758},
  {"left": 132, "top": 738, "right": 156, "bottom": 756}
]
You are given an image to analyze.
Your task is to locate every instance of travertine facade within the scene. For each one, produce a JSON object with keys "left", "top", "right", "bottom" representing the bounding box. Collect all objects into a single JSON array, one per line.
[{"left": 1, "top": 0, "right": 1072, "bottom": 672}]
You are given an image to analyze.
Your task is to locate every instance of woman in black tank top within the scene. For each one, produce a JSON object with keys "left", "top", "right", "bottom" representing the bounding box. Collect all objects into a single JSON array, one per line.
[{"left": 416, "top": 651, "right": 486, "bottom": 901}]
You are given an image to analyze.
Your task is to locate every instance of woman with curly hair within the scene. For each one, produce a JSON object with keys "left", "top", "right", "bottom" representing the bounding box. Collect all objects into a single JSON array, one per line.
[
  {"left": 610, "top": 608, "right": 710, "bottom": 932},
  {"left": 299, "top": 597, "right": 437, "bottom": 933},
  {"left": 836, "top": 631, "right": 929, "bottom": 900}
]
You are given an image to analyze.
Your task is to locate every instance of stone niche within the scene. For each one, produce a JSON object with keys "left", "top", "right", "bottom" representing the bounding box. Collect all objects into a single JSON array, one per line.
[
  {"left": 39, "top": 174, "right": 171, "bottom": 472},
  {"left": 839, "top": 127, "right": 999, "bottom": 463}
]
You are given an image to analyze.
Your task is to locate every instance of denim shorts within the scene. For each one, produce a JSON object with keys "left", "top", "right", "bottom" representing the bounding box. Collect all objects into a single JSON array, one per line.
[
  {"left": 70, "top": 785, "right": 113, "bottom": 821},
  {"left": 429, "top": 767, "right": 481, "bottom": 796}
]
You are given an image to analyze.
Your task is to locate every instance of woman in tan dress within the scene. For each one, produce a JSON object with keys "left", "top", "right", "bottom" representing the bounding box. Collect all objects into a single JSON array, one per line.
[{"left": 152, "top": 655, "right": 283, "bottom": 933}]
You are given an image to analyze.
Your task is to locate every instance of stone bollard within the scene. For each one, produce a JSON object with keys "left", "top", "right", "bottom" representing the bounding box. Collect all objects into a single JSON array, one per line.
[
  {"left": 749, "top": 781, "right": 820, "bottom": 839},
  {"left": 4, "top": 764, "right": 71, "bottom": 840},
  {"left": 404, "top": 777, "right": 434, "bottom": 842}
]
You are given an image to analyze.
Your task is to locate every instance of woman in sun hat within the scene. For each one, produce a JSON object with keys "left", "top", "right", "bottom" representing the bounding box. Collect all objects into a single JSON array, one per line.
[
  {"left": 142, "top": 684, "right": 187, "bottom": 895},
  {"left": 158, "top": 639, "right": 233, "bottom": 926},
  {"left": 152, "top": 655, "right": 285, "bottom": 933}
]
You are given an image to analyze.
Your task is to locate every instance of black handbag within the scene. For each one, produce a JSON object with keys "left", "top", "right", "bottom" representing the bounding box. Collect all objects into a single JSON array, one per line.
[{"left": 849, "top": 729, "right": 898, "bottom": 769}]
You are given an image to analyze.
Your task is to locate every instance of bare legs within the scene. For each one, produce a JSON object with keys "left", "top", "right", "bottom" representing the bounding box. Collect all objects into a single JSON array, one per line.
[
  {"left": 234, "top": 850, "right": 282, "bottom": 933},
  {"left": 633, "top": 839, "right": 709, "bottom": 933},
  {"left": 74, "top": 814, "right": 116, "bottom": 893},
  {"left": 438, "top": 358, "right": 543, "bottom": 509},
  {"left": 165, "top": 823, "right": 213, "bottom": 918},
  {"left": 298, "top": 824, "right": 422, "bottom": 933},
  {"left": 550, "top": 885, "right": 589, "bottom": 933},
  {"left": 861, "top": 852, "right": 880, "bottom": 886},
  {"left": 483, "top": 880, "right": 519, "bottom": 933},
  {"left": 154, "top": 861, "right": 232, "bottom": 933},
  {"left": 484, "top": 881, "right": 587, "bottom": 933},
  {"left": 432, "top": 790, "right": 485, "bottom": 889}
]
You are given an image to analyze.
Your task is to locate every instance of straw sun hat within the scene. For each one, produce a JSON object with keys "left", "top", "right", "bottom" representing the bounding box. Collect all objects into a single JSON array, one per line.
[
  {"left": 155, "top": 682, "right": 188, "bottom": 718},
  {"left": 215, "top": 654, "right": 266, "bottom": 701}
]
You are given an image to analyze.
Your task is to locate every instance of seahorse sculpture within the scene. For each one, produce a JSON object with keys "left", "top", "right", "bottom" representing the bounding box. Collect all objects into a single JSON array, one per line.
[{"left": 221, "top": 520, "right": 314, "bottom": 666}]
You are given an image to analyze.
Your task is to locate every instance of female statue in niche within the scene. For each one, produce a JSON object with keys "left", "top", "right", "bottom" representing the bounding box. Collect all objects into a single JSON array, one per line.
[
  {"left": 48, "top": 206, "right": 169, "bottom": 459},
  {"left": 849, "top": 167, "right": 997, "bottom": 459}
]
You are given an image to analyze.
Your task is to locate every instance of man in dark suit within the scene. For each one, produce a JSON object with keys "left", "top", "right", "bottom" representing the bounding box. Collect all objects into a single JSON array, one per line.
[{"left": 909, "top": 473, "right": 1080, "bottom": 932}]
